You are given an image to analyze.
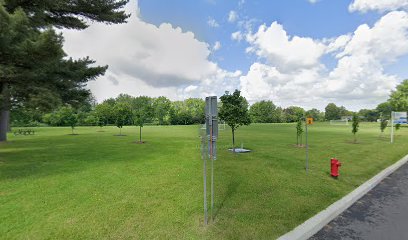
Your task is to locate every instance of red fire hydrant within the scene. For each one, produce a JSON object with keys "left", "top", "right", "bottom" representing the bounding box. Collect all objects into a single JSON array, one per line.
[{"left": 331, "top": 158, "right": 342, "bottom": 178}]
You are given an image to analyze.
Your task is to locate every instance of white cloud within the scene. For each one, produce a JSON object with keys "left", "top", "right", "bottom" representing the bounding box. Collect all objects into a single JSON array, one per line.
[
  {"left": 62, "top": 0, "right": 237, "bottom": 102},
  {"left": 308, "top": 0, "right": 319, "bottom": 4},
  {"left": 231, "top": 31, "right": 243, "bottom": 41},
  {"left": 213, "top": 41, "right": 221, "bottom": 51},
  {"left": 246, "top": 22, "right": 327, "bottom": 72},
  {"left": 349, "top": 0, "right": 408, "bottom": 13},
  {"left": 241, "top": 11, "right": 408, "bottom": 110},
  {"left": 228, "top": 11, "right": 238, "bottom": 23},
  {"left": 207, "top": 17, "right": 220, "bottom": 27}
]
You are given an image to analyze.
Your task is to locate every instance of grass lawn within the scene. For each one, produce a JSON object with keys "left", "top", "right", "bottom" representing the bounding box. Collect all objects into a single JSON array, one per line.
[{"left": 1, "top": 123, "right": 407, "bottom": 239}]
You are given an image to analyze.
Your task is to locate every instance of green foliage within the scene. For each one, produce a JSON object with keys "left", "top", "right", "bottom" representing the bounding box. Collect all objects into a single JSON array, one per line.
[
  {"left": 376, "top": 102, "right": 393, "bottom": 119},
  {"left": 296, "top": 118, "right": 304, "bottom": 146},
  {"left": 153, "top": 96, "right": 171, "bottom": 125},
  {"left": 4, "top": 0, "right": 130, "bottom": 30},
  {"left": 132, "top": 96, "right": 154, "bottom": 142},
  {"left": 380, "top": 118, "right": 388, "bottom": 133},
  {"left": 352, "top": 113, "right": 359, "bottom": 143},
  {"left": 113, "top": 102, "right": 132, "bottom": 134},
  {"left": 358, "top": 109, "right": 379, "bottom": 122},
  {"left": 249, "top": 100, "right": 279, "bottom": 123},
  {"left": 42, "top": 105, "right": 78, "bottom": 133},
  {"left": 219, "top": 90, "right": 251, "bottom": 148},
  {"left": 389, "top": 79, "right": 408, "bottom": 112},
  {"left": 396, "top": 123, "right": 401, "bottom": 131},
  {"left": 283, "top": 106, "right": 305, "bottom": 123},
  {"left": 305, "top": 108, "right": 324, "bottom": 121},
  {"left": 325, "top": 103, "right": 340, "bottom": 120},
  {"left": 169, "top": 98, "right": 205, "bottom": 125}
]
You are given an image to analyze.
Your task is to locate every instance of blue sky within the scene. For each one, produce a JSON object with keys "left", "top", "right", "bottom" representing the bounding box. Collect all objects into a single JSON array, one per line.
[
  {"left": 140, "top": 0, "right": 384, "bottom": 72},
  {"left": 61, "top": 0, "right": 408, "bottom": 111}
]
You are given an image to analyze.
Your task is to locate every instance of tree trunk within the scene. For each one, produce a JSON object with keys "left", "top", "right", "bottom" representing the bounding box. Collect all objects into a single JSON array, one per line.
[
  {"left": 139, "top": 126, "right": 142, "bottom": 143},
  {"left": 232, "top": 128, "right": 235, "bottom": 152},
  {"left": 0, "top": 83, "right": 10, "bottom": 142},
  {"left": 120, "top": 127, "right": 122, "bottom": 136}
]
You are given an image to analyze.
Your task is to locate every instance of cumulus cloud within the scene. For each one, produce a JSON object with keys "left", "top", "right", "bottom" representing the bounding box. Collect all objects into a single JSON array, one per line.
[
  {"left": 228, "top": 11, "right": 238, "bottom": 23},
  {"left": 246, "top": 22, "right": 327, "bottom": 72},
  {"left": 349, "top": 0, "right": 408, "bottom": 12},
  {"left": 62, "top": 0, "right": 238, "bottom": 102},
  {"left": 241, "top": 11, "right": 408, "bottom": 110}
]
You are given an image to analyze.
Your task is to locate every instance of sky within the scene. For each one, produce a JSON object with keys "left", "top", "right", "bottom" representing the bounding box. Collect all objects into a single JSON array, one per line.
[{"left": 61, "top": 0, "right": 408, "bottom": 111}]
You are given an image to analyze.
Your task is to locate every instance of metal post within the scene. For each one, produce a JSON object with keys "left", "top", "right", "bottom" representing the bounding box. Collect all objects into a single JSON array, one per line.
[
  {"left": 204, "top": 96, "right": 218, "bottom": 224},
  {"left": 391, "top": 112, "right": 394, "bottom": 143},
  {"left": 211, "top": 125, "right": 214, "bottom": 221},
  {"left": 201, "top": 130, "right": 208, "bottom": 225},
  {"left": 306, "top": 120, "right": 309, "bottom": 174}
]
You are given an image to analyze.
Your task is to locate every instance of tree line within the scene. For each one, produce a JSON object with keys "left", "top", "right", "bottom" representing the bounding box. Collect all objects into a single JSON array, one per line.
[{"left": 10, "top": 78, "right": 408, "bottom": 129}]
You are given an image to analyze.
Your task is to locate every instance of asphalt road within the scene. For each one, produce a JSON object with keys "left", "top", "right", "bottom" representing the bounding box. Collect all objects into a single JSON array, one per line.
[{"left": 311, "top": 161, "right": 408, "bottom": 240}]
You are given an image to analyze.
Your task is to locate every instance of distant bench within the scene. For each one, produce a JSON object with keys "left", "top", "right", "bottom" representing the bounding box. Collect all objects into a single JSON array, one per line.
[{"left": 14, "top": 129, "right": 35, "bottom": 136}]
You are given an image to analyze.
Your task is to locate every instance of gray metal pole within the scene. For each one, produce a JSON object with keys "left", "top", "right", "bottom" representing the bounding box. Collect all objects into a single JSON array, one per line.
[
  {"left": 306, "top": 121, "right": 309, "bottom": 174},
  {"left": 202, "top": 133, "right": 208, "bottom": 225},
  {"left": 211, "top": 124, "right": 214, "bottom": 221}
]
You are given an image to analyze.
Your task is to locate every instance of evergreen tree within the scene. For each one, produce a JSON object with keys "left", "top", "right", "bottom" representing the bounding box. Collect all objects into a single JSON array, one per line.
[{"left": 0, "top": 1, "right": 129, "bottom": 141}]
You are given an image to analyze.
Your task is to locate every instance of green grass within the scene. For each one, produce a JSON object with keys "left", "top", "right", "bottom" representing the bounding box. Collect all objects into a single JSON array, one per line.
[{"left": 1, "top": 123, "right": 407, "bottom": 239}]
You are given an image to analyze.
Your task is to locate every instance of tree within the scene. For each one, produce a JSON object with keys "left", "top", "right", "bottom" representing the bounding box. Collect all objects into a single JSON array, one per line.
[
  {"left": 396, "top": 123, "right": 401, "bottom": 131},
  {"left": 376, "top": 102, "right": 393, "bottom": 119},
  {"left": 1, "top": 1, "right": 129, "bottom": 142},
  {"left": 305, "top": 108, "right": 323, "bottom": 122},
  {"left": 325, "top": 103, "right": 341, "bottom": 120},
  {"left": 380, "top": 119, "right": 388, "bottom": 137},
  {"left": 296, "top": 118, "right": 304, "bottom": 146},
  {"left": 132, "top": 96, "right": 153, "bottom": 143},
  {"left": 153, "top": 96, "right": 171, "bottom": 125},
  {"left": 219, "top": 90, "right": 251, "bottom": 151},
  {"left": 59, "top": 106, "right": 78, "bottom": 134},
  {"left": 389, "top": 80, "right": 408, "bottom": 112},
  {"left": 4, "top": 0, "right": 129, "bottom": 30},
  {"left": 250, "top": 100, "right": 277, "bottom": 123},
  {"left": 283, "top": 106, "right": 305, "bottom": 123},
  {"left": 351, "top": 113, "right": 359, "bottom": 143},
  {"left": 113, "top": 102, "right": 132, "bottom": 136},
  {"left": 358, "top": 109, "right": 379, "bottom": 122}
]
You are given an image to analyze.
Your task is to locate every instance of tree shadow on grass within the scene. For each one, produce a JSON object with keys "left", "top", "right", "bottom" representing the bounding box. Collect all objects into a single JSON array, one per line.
[{"left": 213, "top": 180, "right": 241, "bottom": 219}]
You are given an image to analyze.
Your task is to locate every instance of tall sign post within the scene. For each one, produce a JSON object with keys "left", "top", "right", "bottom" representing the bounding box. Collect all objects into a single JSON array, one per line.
[
  {"left": 203, "top": 96, "right": 218, "bottom": 224},
  {"left": 391, "top": 111, "right": 408, "bottom": 143},
  {"left": 391, "top": 111, "right": 394, "bottom": 143},
  {"left": 305, "top": 118, "right": 313, "bottom": 174}
]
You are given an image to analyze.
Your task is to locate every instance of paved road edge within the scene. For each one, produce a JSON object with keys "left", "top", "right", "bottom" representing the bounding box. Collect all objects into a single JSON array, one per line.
[{"left": 277, "top": 154, "right": 408, "bottom": 240}]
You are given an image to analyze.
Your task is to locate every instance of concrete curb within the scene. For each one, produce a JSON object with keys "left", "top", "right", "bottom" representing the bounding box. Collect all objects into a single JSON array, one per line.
[{"left": 277, "top": 154, "right": 408, "bottom": 240}]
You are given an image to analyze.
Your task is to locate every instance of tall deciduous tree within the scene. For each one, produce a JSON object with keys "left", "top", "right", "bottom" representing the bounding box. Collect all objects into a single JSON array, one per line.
[
  {"left": 132, "top": 96, "right": 153, "bottom": 143},
  {"left": 389, "top": 79, "right": 408, "bottom": 112},
  {"left": 0, "top": 1, "right": 129, "bottom": 142},
  {"left": 153, "top": 96, "right": 171, "bottom": 125},
  {"left": 113, "top": 102, "right": 132, "bottom": 136},
  {"left": 249, "top": 100, "right": 277, "bottom": 123},
  {"left": 325, "top": 103, "right": 341, "bottom": 120},
  {"left": 219, "top": 90, "right": 251, "bottom": 151}
]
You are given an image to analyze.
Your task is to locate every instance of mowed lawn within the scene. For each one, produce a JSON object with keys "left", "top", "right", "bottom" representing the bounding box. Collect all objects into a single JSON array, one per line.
[{"left": 1, "top": 123, "right": 407, "bottom": 239}]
